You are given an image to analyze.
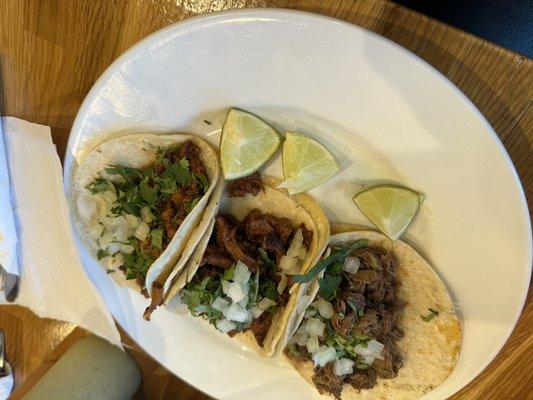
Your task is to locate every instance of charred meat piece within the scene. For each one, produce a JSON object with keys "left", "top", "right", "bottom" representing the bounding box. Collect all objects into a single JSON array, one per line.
[
  {"left": 372, "top": 342, "right": 403, "bottom": 379},
  {"left": 159, "top": 200, "right": 177, "bottom": 239},
  {"left": 242, "top": 210, "right": 286, "bottom": 260},
  {"left": 173, "top": 140, "right": 207, "bottom": 176},
  {"left": 215, "top": 215, "right": 259, "bottom": 271},
  {"left": 201, "top": 245, "right": 234, "bottom": 269},
  {"left": 227, "top": 171, "right": 264, "bottom": 197},
  {"left": 347, "top": 368, "right": 377, "bottom": 390},
  {"left": 264, "top": 215, "right": 295, "bottom": 245},
  {"left": 251, "top": 311, "right": 273, "bottom": 346},
  {"left": 312, "top": 363, "right": 344, "bottom": 400}
]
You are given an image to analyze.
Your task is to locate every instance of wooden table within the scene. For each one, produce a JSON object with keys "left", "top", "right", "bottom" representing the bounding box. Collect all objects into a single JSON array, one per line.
[{"left": 0, "top": 1, "right": 531, "bottom": 399}]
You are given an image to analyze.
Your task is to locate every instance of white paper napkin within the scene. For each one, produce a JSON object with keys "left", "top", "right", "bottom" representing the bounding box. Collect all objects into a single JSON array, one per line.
[
  {"left": 0, "top": 362, "right": 13, "bottom": 400},
  {"left": 0, "top": 119, "right": 19, "bottom": 302},
  {"left": 0, "top": 117, "right": 121, "bottom": 346}
]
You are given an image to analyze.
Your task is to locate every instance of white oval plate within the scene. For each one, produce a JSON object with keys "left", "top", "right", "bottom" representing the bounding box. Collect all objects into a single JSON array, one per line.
[{"left": 64, "top": 9, "right": 531, "bottom": 400}]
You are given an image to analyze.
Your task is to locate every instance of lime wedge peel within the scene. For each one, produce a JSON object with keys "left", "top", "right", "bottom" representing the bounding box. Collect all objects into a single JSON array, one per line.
[
  {"left": 220, "top": 108, "right": 281, "bottom": 180},
  {"left": 352, "top": 185, "right": 424, "bottom": 240},
  {"left": 279, "top": 132, "right": 339, "bottom": 195}
]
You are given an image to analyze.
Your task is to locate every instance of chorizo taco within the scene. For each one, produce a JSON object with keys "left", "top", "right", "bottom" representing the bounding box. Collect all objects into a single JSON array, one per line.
[
  {"left": 284, "top": 227, "right": 461, "bottom": 400},
  {"left": 164, "top": 173, "right": 330, "bottom": 357},
  {"left": 70, "top": 133, "right": 221, "bottom": 307}
]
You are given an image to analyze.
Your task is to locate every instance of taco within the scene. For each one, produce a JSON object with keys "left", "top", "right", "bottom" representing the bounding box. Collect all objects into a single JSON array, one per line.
[
  {"left": 71, "top": 133, "right": 221, "bottom": 304},
  {"left": 164, "top": 173, "right": 330, "bottom": 357},
  {"left": 284, "top": 227, "right": 461, "bottom": 400}
]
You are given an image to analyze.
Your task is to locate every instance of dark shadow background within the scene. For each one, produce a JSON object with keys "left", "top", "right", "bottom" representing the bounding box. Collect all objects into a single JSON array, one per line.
[{"left": 393, "top": 0, "right": 533, "bottom": 57}]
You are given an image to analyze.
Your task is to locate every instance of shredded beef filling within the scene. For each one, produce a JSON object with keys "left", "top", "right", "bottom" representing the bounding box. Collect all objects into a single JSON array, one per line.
[
  {"left": 227, "top": 171, "right": 264, "bottom": 197},
  {"left": 194, "top": 207, "right": 313, "bottom": 346},
  {"left": 287, "top": 246, "right": 404, "bottom": 396}
]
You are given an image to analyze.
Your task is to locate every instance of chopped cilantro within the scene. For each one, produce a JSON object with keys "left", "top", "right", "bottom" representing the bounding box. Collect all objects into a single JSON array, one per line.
[
  {"left": 194, "top": 173, "right": 209, "bottom": 192},
  {"left": 318, "top": 274, "right": 342, "bottom": 301},
  {"left": 258, "top": 247, "right": 276, "bottom": 273},
  {"left": 87, "top": 178, "right": 113, "bottom": 194},
  {"left": 259, "top": 278, "right": 278, "bottom": 302},
  {"left": 421, "top": 308, "right": 439, "bottom": 322},
  {"left": 150, "top": 229, "right": 163, "bottom": 250},
  {"left": 293, "top": 239, "right": 369, "bottom": 283},
  {"left": 106, "top": 269, "right": 115, "bottom": 274},
  {"left": 139, "top": 181, "right": 157, "bottom": 205},
  {"left": 97, "top": 249, "right": 109, "bottom": 260},
  {"left": 185, "top": 197, "right": 200, "bottom": 213},
  {"left": 222, "top": 264, "right": 236, "bottom": 280}
]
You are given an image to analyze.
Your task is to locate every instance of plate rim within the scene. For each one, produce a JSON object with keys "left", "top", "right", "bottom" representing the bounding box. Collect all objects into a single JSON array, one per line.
[{"left": 64, "top": 8, "right": 532, "bottom": 398}]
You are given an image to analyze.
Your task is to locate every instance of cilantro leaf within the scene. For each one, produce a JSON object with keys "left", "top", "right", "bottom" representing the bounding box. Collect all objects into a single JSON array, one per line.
[
  {"left": 222, "top": 264, "right": 236, "bottom": 280},
  {"left": 421, "top": 308, "right": 439, "bottom": 322},
  {"left": 318, "top": 275, "right": 342, "bottom": 301},
  {"left": 139, "top": 181, "right": 157, "bottom": 205},
  {"left": 97, "top": 249, "right": 109, "bottom": 260},
  {"left": 185, "top": 197, "right": 200, "bottom": 213},
  {"left": 258, "top": 247, "right": 276, "bottom": 273},
  {"left": 293, "top": 239, "right": 368, "bottom": 283},
  {"left": 150, "top": 229, "right": 163, "bottom": 250},
  {"left": 87, "top": 178, "right": 114, "bottom": 194},
  {"left": 105, "top": 165, "right": 143, "bottom": 182},
  {"left": 194, "top": 173, "right": 209, "bottom": 192}
]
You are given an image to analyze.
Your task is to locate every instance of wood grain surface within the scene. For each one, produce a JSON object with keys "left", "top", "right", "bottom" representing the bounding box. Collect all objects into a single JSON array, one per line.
[{"left": 0, "top": 1, "right": 531, "bottom": 399}]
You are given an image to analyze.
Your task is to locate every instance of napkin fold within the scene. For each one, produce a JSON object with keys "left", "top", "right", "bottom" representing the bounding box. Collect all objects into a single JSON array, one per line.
[{"left": 0, "top": 117, "right": 121, "bottom": 346}]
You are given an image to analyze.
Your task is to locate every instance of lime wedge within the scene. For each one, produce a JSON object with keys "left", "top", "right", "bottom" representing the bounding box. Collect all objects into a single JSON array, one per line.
[
  {"left": 352, "top": 185, "right": 424, "bottom": 240},
  {"left": 279, "top": 132, "right": 339, "bottom": 195},
  {"left": 220, "top": 108, "right": 281, "bottom": 180}
]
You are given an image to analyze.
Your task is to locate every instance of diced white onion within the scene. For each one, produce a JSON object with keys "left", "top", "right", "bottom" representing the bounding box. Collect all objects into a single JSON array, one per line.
[
  {"left": 107, "top": 242, "right": 123, "bottom": 255},
  {"left": 304, "top": 308, "right": 317, "bottom": 318},
  {"left": 222, "top": 281, "right": 245, "bottom": 303},
  {"left": 134, "top": 221, "right": 150, "bottom": 241},
  {"left": 77, "top": 195, "right": 96, "bottom": 221},
  {"left": 211, "top": 297, "right": 230, "bottom": 314},
  {"left": 250, "top": 306, "right": 264, "bottom": 319},
  {"left": 258, "top": 297, "right": 277, "bottom": 310},
  {"left": 225, "top": 303, "right": 249, "bottom": 323},
  {"left": 354, "top": 340, "right": 384, "bottom": 365},
  {"left": 292, "top": 325, "right": 309, "bottom": 346},
  {"left": 113, "top": 216, "right": 130, "bottom": 242},
  {"left": 140, "top": 207, "right": 155, "bottom": 224},
  {"left": 306, "top": 336, "right": 320, "bottom": 353},
  {"left": 312, "top": 345, "right": 337, "bottom": 367},
  {"left": 125, "top": 213, "right": 140, "bottom": 229},
  {"left": 102, "top": 190, "right": 117, "bottom": 204},
  {"left": 233, "top": 261, "right": 251, "bottom": 284},
  {"left": 277, "top": 274, "right": 288, "bottom": 294},
  {"left": 88, "top": 223, "right": 104, "bottom": 241},
  {"left": 298, "top": 295, "right": 312, "bottom": 314},
  {"left": 237, "top": 295, "right": 249, "bottom": 308},
  {"left": 334, "top": 358, "right": 355, "bottom": 376},
  {"left": 98, "top": 230, "right": 113, "bottom": 249},
  {"left": 287, "top": 229, "right": 303, "bottom": 258},
  {"left": 167, "top": 295, "right": 189, "bottom": 315},
  {"left": 343, "top": 256, "right": 360, "bottom": 274},
  {"left": 312, "top": 298, "right": 334, "bottom": 319},
  {"left": 100, "top": 253, "right": 124, "bottom": 269},
  {"left": 297, "top": 246, "right": 307, "bottom": 261},
  {"left": 305, "top": 317, "right": 325, "bottom": 337},
  {"left": 121, "top": 244, "right": 134, "bottom": 254},
  {"left": 280, "top": 255, "right": 298, "bottom": 274},
  {"left": 216, "top": 318, "right": 237, "bottom": 333}
]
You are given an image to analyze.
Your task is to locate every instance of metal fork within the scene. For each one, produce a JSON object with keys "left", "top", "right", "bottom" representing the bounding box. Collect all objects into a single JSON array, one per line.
[
  {"left": 0, "top": 262, "right": 18, "bottom": 302},
  {"left": 0, "top": 329, "right": 6, "bottom": 377}
]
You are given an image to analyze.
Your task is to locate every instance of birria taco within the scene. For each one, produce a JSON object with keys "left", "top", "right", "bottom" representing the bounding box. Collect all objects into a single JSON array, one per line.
[
  {"left": 284, "top": 227, "right": 461, "bottom": 400},
  {"left": 70, "top": 133, "right": 221, "bottom": 309},
  {"left": 164, "top": 173, "right": 330, "bottom": 357}
]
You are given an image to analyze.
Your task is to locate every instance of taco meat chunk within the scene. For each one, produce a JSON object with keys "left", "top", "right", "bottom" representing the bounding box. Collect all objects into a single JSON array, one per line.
[
  {"left": 227, "top": 171, "right": 264, "bottom": 197},
  {"left": 286, "top": 245, "right": 404, "bottom": 396}
]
